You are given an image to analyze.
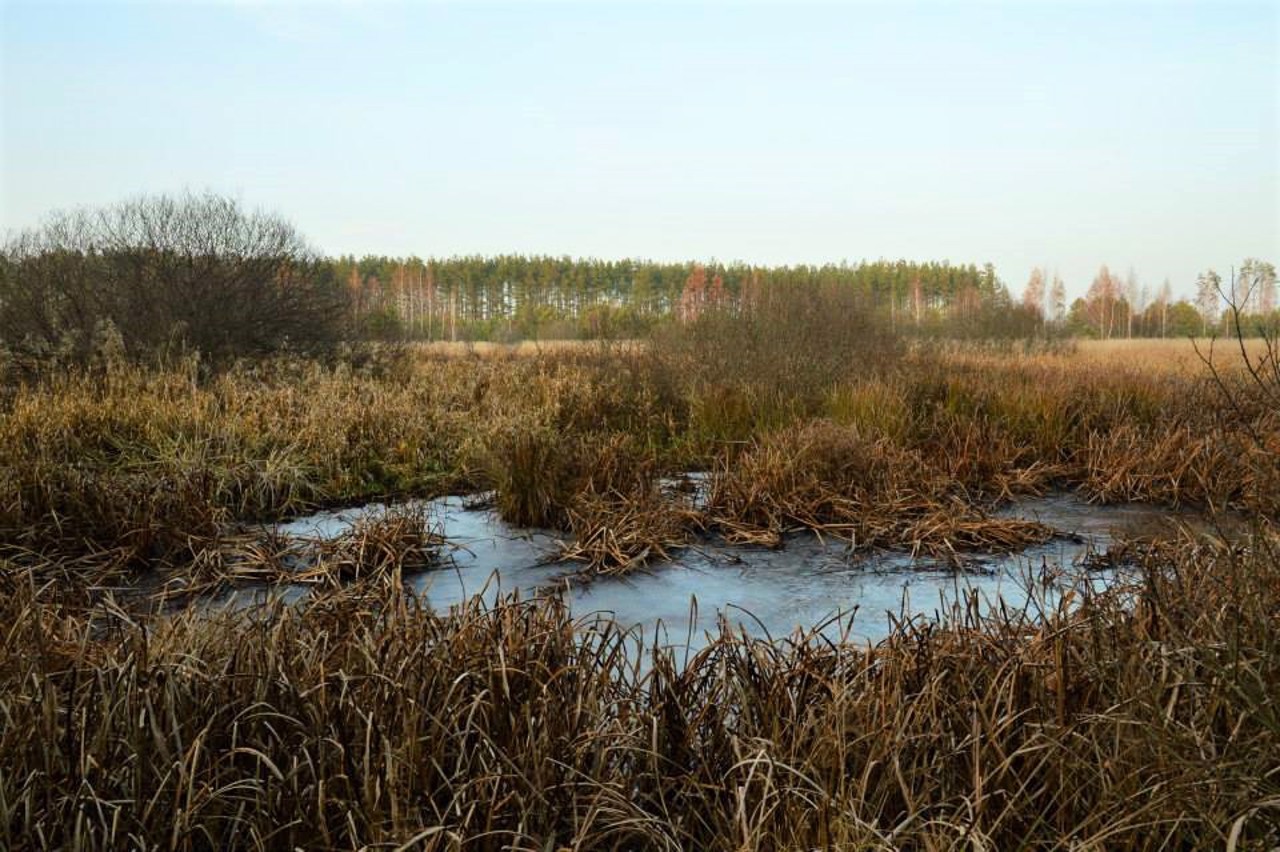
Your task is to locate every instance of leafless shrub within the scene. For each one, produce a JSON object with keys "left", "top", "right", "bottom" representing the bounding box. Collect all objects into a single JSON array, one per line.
[{"left": 0, "top": 193, "right": 349, "bottom": 371}]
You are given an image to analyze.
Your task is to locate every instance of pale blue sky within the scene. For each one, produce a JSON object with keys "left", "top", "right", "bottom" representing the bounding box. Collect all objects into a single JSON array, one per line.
[{"left": 2, "top": 0, "right": 1277, "bottom": 300}]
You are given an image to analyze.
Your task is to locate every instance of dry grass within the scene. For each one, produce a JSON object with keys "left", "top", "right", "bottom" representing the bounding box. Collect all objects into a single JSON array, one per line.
[
  {"left": 705, "top": 420, "right": 1055, "bottom": 557},
  {"left": 557, "top": 479, "right": 704, "bottom": 578},
  {"left": 410, "top": 338, "right": 641, "bottom": 358},
  {"left": 2, "top": 337, "right": 1276, "bottom": 582},
  {"left": 940, "top": 336, "right": 1277, "bottom": 377},
  {"left": 2, "top": 527, "right": 1276, "bottom": 850},
  {"left": 1075, "top": 336, "right": 1276, "bottom": 370},
  {"left": 3, "top": 318, "right": 1280, "bottom": 848}
]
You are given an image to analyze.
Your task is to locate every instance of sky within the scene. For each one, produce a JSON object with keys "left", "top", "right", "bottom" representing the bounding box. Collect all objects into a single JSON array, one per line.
[{"left": 1, "top": 0, "right": 1277, "bottom": 301}]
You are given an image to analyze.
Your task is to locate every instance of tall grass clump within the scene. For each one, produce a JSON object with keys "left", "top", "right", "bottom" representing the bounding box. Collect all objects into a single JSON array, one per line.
[
  {"left": 706, "top": 419, "right": 1054, "bottom": 555},
  {"left": 479, "top": 423, "right": 701, "bottom": 576}
]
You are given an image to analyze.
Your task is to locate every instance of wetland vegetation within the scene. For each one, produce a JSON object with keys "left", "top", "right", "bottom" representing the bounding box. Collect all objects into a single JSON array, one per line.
[{"left": 1, "top": 197, "right": 1277, "bottom": 849}]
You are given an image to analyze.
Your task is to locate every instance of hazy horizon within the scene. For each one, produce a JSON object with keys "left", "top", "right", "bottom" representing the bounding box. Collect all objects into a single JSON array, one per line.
[{"left": 3, "top": 0, "right": 1277, "bottom": 302}]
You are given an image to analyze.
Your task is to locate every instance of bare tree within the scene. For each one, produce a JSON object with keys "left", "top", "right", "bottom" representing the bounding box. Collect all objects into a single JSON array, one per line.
[
  {"left": 0, "top": 193, "right": 349, "bottom": 367},
  {"left": 1121, "top": 268, "right": 1137, "bottom": 338},
  {"left": 1156, "top": 277, "right": 1173, "bottom": 338},
  {"left": 1195, "top": 270, "right": 1222, "bottom": 336},
  {"left": 1049, "top": 272, "right": 1066, "bottom": 326},
  {"left": 1086, "top": 265, "right": 1120, "bottom": 339},
  {"left": 1238, "top": 258, "right": 1277, "bottom": 316},
  {"left": 1022, "top": 267, "right": 1046, "bottom": 324},
  {"left": 1195, "top": 268, "right": 1280, "bottom": 452}
]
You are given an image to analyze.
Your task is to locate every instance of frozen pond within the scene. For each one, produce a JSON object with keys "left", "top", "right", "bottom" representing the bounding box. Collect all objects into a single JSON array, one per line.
[{"left": 215, "top": 490, "right": 1193, "bottom": 651}]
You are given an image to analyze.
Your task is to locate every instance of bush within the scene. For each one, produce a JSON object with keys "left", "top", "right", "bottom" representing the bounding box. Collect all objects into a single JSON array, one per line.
[
  {"left": 0, "top": 193, "right": 349, "bottom": 370},
  {"left": 651, "top": 279, "right": 902, "bottom": 440}
]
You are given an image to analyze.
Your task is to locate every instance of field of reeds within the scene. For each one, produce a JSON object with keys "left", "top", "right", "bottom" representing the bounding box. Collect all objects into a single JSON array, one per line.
[{"left": 2, "top": 312, "right": 1278, "bottom": 848}]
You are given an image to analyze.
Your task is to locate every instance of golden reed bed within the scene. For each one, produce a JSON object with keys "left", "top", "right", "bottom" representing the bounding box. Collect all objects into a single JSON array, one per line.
[{"left": 2, "top": 318, "right": 1277, "bottom": 849}]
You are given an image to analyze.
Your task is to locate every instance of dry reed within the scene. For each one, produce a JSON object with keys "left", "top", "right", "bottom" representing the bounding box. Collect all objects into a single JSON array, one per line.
[
  {"left": 3, "top": 329, "right": 1279, "bottom": 848},
  {"left": 2, "top": 527, "right": 1276, "bottom": 849}
]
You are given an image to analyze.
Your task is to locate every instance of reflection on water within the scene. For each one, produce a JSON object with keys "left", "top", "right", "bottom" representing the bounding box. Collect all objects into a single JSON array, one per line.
[{"left": 217, "top": 490, "right": 1194, "bottom": 651}]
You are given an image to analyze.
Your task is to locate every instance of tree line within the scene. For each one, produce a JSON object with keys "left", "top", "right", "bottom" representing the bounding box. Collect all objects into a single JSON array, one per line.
[
  {"left": 2, "top": 194, "right": 1274, "bottom": 369},
  {"left": 333, "top": 253, "right": 1026, "bottom": 342},
  {"left": 1021, "top": 262, "right": 1278, "bottom": 340},
  {"left": 335, "top": 254, "right": 1278, "bottom": 344}
]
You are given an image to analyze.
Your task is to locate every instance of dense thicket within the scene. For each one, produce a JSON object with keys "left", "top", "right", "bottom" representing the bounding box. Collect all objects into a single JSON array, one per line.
[{"left": 0, "top": 194, "right": 348, "bottom": 368}]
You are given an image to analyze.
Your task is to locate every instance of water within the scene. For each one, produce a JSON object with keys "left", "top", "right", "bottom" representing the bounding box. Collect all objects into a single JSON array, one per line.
[{"left": 217, "top": 489, "right": 1191, "bottom": 651}]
